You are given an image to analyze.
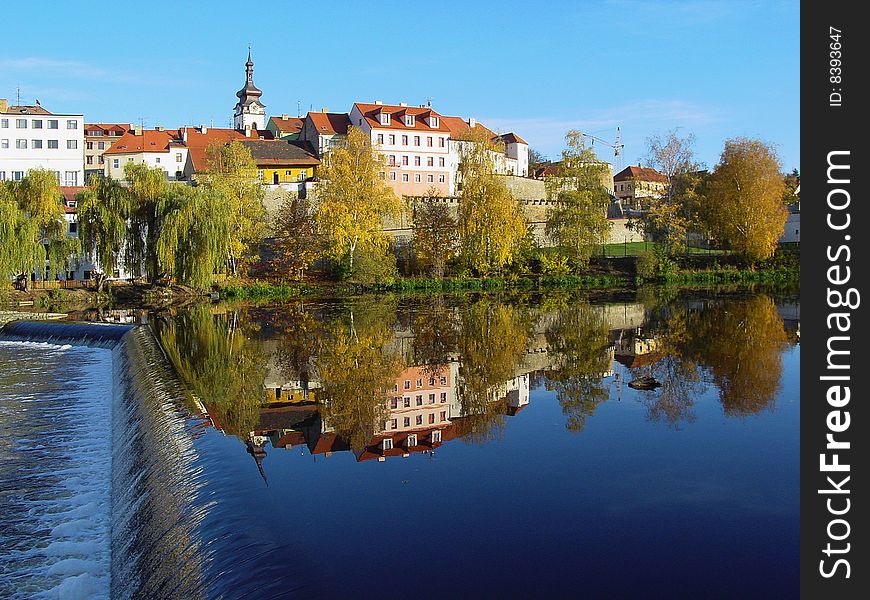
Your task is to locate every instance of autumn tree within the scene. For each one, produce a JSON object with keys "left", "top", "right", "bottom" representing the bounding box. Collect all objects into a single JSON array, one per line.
[
  {"left": 77, "top": 176, "right": 130, "bottom": 291},
  {"left": 705, "top": 138, "right": 788, "bottom": 261},
  {"left": 528, "top": 148, "right": 548, "bottom": 173},
  {"left": 0, "top": 170, "right": 78, "bottom": 290},
  {"left": 412, "top": 188, "right": 458, "bottom": 277},
  {"left": 124, "top": 162, "right": 172, "bottom": 282},
  {"left": 544, "top": 131, "right": 611, "bottom": 269},
  {"left": 455, "top": 128, "right": 526, "bottom": 275},
  {"left": 315, "top": 126, "right": 401, "bottom": 274},
  {"left": 269, "top": 195, "right": 321, "bottom": 280},
  {"left": 201, "top": 141, "right": 267, "bottom": 275}
]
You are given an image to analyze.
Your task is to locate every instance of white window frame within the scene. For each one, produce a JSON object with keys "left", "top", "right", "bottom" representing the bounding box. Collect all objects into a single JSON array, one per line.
[
  {"left": 432, "top": 430, "right": 442, "bottom": 443},
  {"left": 67, "top": 119, "right": 78, "bottom": 129},
  {"left": 379, "top": 113, "right": 391, "bottom": 126},
  {"left": 48, "top": 139, "right": 58, "bottom": 149},
  {"left": 407, "top": 434, "right": 417, "bottom": 447},
  {"left": 404, "top": 114, "right": 415, "bottom": 127},
  {"left": 67, "top": 139, "right": 77, "bottom": 149},
  {"left": 382, "top": 438, "right": 393, "bottom": 450}
]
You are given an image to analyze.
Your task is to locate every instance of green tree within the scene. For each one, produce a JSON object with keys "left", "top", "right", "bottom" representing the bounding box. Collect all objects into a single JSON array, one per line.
[
  {"left": 412, "top": 188, "right": 458, "bottom": 277},
  {"left": 157, "top": 184, "right": 231, "bottom": 289},
  {"left": 0, "top": 170, "right": 78, "bottom": 290},
  {"left": 705, "top": 138, "right": 788, "bottom": 262},
  {"left": 456, "top": 128, "right": 526, "bottom": 275},
  {"left": 544, "top": 131, "right": 611, "bottom": 269},
  {"left": 201, "top": 141, "right": 267, "bottom": 275},
  {"left": 124, "top": 162, "right": 171, "bottom": 282},
  {"left": 77, "top": 176, "right": 130, "bottom": 291},
  {"left": 315, "top": 127, "right": 401, "bottom": 274}
]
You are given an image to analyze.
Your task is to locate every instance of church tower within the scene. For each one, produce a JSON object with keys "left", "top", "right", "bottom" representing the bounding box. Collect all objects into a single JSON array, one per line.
[{"left": 233, "top": 47, "right": 266, "bottom": 131}]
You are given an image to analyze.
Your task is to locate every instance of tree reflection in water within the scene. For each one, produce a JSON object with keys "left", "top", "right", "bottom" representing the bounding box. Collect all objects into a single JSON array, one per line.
[{"left": 154, "top": 290, "right": 796, "bottom": 465}]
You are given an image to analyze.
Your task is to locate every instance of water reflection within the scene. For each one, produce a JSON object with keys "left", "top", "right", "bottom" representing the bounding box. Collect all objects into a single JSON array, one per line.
[{"left": 150, "top": 290, "right": 798, "bottom": 476}]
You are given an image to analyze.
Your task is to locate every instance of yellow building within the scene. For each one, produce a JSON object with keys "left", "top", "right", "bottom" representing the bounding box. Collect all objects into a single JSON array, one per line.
[{"left": 238, "top": 139, "right": 320, "bottom": 185}]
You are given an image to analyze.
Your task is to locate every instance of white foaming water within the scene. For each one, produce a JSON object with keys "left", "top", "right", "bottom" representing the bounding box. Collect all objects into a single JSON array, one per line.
[{"left": 0, "top": 342, "right": 112, "bottom": 599}]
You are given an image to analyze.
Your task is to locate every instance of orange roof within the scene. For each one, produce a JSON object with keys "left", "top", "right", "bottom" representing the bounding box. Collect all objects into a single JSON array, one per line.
[
  {"left": 440, "top": 115, "right": 499, "bottom": 141},
  {"left": 353, "top": 103, "right": 451, "bottom": 133},
  {"left": 307, "top": 112, "right": 350, "bottom": 135},
  {"left": 180, "top": 127, "right": 249, "bottom": 172},
  {"left": 85, "top": 123, "right": 130, "bottom": 134},
  {"left": 2, "top": 104, "right": 51, "bottom": 115},
  {"left": 614, "top": 166, "right": 668, "bottom": 184},
  {"left": 268, "top": 115, "right": 304, "bottom": 134},
  {"left": 103, "top": 129, "right": 179, "bottom": 155}
]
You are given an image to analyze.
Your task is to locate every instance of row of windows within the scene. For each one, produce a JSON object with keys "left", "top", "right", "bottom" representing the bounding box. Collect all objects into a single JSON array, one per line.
[
  {"left": 1, "top": 138, "right": 77, "bottom": 149},
  {"left": 86, "top": 155, "right": 105, "bottom": 165},
  {"left": 0, "top": 170, "right": 78, "bottom": 185},
  {"left": 391, "top": 392, "right": 448, "bottom": 408},
  {"left": 0, "top": 118, "right": 78, "bottom": 130},
  {"left": 387, "top": 412, "right": 448, "bottom": 431},
  {"left": 85, "top": 130, "right": 123, "bottom": 137},
  {"left": 86, "top": 141, "right": 109, "bottom": 150},
  {"left": 110, "top": 154, "right": 184, "bottom": 169},
  {"left": 376, "top": 114, "right": 441, "bottom": 129},
  {"left": 388, "top": 155, "right": 446, "bottom": 168},
  {"left": 383, "top": 172, "right": 446, "bottom": 184},
  {"left": 398, "top": 376, "right": 448, "bottom": 390},
  {"left": 376, "top": 133, "right": 446, "bottom": 148}
]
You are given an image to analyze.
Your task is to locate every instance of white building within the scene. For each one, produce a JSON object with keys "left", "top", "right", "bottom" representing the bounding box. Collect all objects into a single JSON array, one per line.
[
  {"left": 232, "top": 49, "right": 266, "bottom": 133},
  {"left": 0, "top": 99, "right": 84, "bottom": 186},
  {"left": 102, "top": 126, "right": 189, "bottom": 181}
]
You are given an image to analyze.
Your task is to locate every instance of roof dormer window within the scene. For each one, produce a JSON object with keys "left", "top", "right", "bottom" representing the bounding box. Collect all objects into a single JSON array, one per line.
[
  {"left": 379, "top": 112, "right": 390, "bottom": 126},
  {"left": 404, "top": 114, "right": 415, "bottom": 127},
  {"left": 430, "top": 116, "right": 439, "bottom": 128}
]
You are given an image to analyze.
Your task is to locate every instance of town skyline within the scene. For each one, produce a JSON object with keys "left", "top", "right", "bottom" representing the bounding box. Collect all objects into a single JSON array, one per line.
[{"left": 0, "top": 0, "right": 800, "bottom": 170}]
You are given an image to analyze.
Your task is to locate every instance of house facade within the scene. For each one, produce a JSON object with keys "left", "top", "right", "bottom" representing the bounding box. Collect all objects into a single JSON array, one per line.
[
  {"left": 239, "top": 139, "right": 319, "bottom": 185},
  {"left": 102, "top": 126, "right": 189, "bottom": 180},
  {"left": 266, "top": 115, "right": 304, "bottom": 140},
  {"left": 613, "top": 165, "right": 668, "bottom": 209},
  {"left": 0, "top": 99, "right": 84, "bottom": 186},
  {"left": 299, "top": 110, "right": 351, "bottom": 158},
  {"left": 84, "top": 123, "right": 130, "bottom": 180}
]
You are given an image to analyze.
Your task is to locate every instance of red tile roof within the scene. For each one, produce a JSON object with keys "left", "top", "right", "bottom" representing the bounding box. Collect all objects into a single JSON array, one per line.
[
  {"left": 353, "top": 103, "right": 451, "bottom": 133},
  {"left": 614, "top": 166, "right": 668, "bottom": 184},
  {"left": 440, "top": 115, "right": 499, "bottom": 141},
  {"left": 2, "top": 104, "right": 51, "bottom": 115},
  {"left": 268, "top": 115, "right": 304, "bottom": 134},
  {"left": 180, "top": 127, "right": 249, "bottom": 173},
  {"left": 85, "top": 123, "right": 131, "bottom": 135},
  {"left": 307, "top": 112, "right": 351, "bottom": 135},
  {"left": 103, "top": 129, "right": 179, "bottom": 155}
]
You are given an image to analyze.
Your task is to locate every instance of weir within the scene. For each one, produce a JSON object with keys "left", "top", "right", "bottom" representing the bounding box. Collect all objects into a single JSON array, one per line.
[{"left": 0, "top": 321, "right": 208, "bottom": 599}]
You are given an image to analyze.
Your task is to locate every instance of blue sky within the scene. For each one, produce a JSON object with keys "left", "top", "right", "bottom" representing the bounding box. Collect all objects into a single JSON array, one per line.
[{"left": 1, "top": 0, "right": 799, "bottom": 171}]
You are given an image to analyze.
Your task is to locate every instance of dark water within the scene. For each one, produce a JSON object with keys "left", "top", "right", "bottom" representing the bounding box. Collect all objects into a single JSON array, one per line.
[{"left": 1, "top": 288, "right": 800, "bottom": 598}]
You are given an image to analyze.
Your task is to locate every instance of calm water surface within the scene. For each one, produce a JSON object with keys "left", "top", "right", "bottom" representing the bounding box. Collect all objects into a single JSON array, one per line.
[{"left": 150, "top": 289, "right": 799, "bottom": 598}]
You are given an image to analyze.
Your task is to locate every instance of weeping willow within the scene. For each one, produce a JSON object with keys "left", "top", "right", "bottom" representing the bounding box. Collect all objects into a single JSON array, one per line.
[
  {"left": 158, "top": 185, "right": 231, "bottom": 289},
  {"left": 125, "top": 163, "right": 172, "bottom": 282},
  {"left": 77, "top": 176, "right": 130, "bottom": 290}
]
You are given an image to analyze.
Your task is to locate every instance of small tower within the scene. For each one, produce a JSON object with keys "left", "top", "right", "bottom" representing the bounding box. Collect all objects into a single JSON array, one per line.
[{"left": 233, "top": 47, "right": 265, "bottom": 132}]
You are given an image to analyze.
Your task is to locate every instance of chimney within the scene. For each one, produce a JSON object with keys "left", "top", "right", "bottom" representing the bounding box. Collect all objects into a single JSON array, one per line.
[
  {"left": 200, "top": 124, "right": 207, "bottom": 134},
  {"left": 245, "top": 125, "right": 252, "bottom": 137},
  {"left": 134, "top": 125, "right": 143, "bottom": 136},
  {"left": 0, "top": 98, "right": 7, "bottom": 113},
  {"left": 282, "top": 113, "right": 288, "bottom": 120},
  {"left": 321, "top": 107, "right": 328, "bottom": 113},
  {"left": 374, "top": 100, "right": 383, "bottom": 105},
  {"left": 155, "top": 126, "right": 164, "bottom": 132},
  {"left": 399, "top": 102, "right": 407, "bottom": 107},
  {"left": 468, "top": 117, "right": 477, "bottom": 128},
  {"left": 182, "top": 127, "right": 188, "bottom": 143}
]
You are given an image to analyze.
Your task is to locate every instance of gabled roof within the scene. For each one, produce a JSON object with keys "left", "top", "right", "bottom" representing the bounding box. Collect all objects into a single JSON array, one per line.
[
  {"left": 103, "top": 129, "right": 179, "bottom": 154},
  {"left": 438, "top": 115, "right": 498, "bottom": 140},
  {"left": 2, "top": 104, "right": 51, "bottom": 115},
  {"left": 307, "top": 112, "right": 350, "bottom": 136},
  {"left": 85, "top": 123, "right": 130, "bottom": 135},
  {"left": 267, "top": 115, "right": 304, "bottom": 134},
  {"left": 498, "top": 132, "right": 527, "bottom": 145},
  {"left": 614, "top": 165, "right": 668, "bottom": 183},
  {"left": 238, "top": 139, "right": 320, "bottom": 166},
  {"left": 182, "top": 127, "right": 249, "bottom": 172},
  {"left": 353, "top": 103, "right": 451, "bottom": 133}
]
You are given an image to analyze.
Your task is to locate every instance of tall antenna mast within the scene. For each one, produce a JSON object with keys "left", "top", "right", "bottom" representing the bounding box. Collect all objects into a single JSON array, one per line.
[{"left": 614, "top": 127, "right": 623, "bottom": 172}]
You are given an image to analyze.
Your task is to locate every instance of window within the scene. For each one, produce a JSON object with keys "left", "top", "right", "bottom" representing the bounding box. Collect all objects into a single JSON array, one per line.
[
  {"left": 32, "top": 120, "right": 43, "bottom": 129},
  {"left": 440, "top": 376, "right": 447, "bottom": 385},
  {"left": 407, "top": 434, "right": 417, "bottom": 447},
  {"left": 427, "top": 157, "right": 434, "bottom": 166},
  {"left": 67, "top": 120, "right": 78, "bottom": 129},
  {"left": 440, "top": 392, "right": 447, "bottom": 402},
  {"left": 86, "top": 142, "right": 94, "bottom": 150},
  {"left": 69, "top": 221, "right": 78, "bottom": 233},
  {"left": 48, "top": 139, "right": 58, "bottom": 149},
  {"left": 414, "top": 156, "right": 421, "bottom": 166},
  {"left": 377, "top": 134, "right": 384, "bottom": 144},
  {"left": 257, "top": 170, "right": 264, "bottom": 180},
  {"left": 391, "top": 419, "right": 398, "bottom": 430},
  {"left": 438, "top": 175, "right": 446, "bottom": 184},
  {"left": 112, "top": 159, "right": 119, "bottom": 168},
  {"left": 438, "top": 157, "right": 445, "bottom": 167},
  {"left": 401, "top": 135, "right": 408, "bottom": 145},
  {"left": 413, "top": 136, "right": 420, "bottom": 146},
  {"left": 388, "top": 134, "right": 395, "bottom": 144},
  {"left": 428, "top": 393, "right": 435, "bottom": 404},
  {"left": 176, "top": 153, "right": 182, "bottom": 162},
  {"left": 427, "top": 136, "right": 433, "bottom": 147},
  {"left": 155, "top": 157, "right": 161, "bottom": 163},
  {"left": 48, "top": 120, "right": 58, "bottom": 129},
  {"left": 67, "top": 140, "right": 77, "bottom": 149},
  {"left": 379, "top": 171, "right": 386, "bottom": 180},
  {"left": 97, "top": 142, "right": 105, "bottom": 150},
  {"left": 16, "top": 139, "right": 27, "bottom": 149},
  {"left": 416, "top": 415, "right": 423, "bottom": 425},
  {"left": 64, "top": 171, "right": 78, "bottom": 186},
  {"left": 393, "top": 384, "right": 399, "bottom": 392},
  {"left": 12, "top": 171, "right": 24, "bottom": 181},
  {"left": 429, "top": 414, "right": 435, "bottom": 424},
  {"left": 300, "top": 170, "right": 307, "bottom": 181},
  {"left": 86, "top": 156, "right": 93, "bottom": 165},
  {"left": 390, "top": 171, "right": 396, "bottom": 181},
  {"left": 0, "top": 119, "right": 7, "bottom": 128},
  {"left": 99, "top": 156, "right": 104, "bottom": 164},
  {"left": 379, "top": 113, "right": 391, "bottom": 126},
  {"left": 0, "top": 171, "right": 4, "bottom": 180},
  {"left": 429, "top": 377, "right": 436, "bottom": 386},
  {"left": 389, "top": 155, "right": 396, "bottom": 166},
  {"left": 403, "top": 397, "right": 410, "bottom": 408},
  {"left": 414, "top": 174, "right": 421, "bottom": 183},
  {"left": 427, "top": 174, "right": 434, "bottom": 183},
  {"left": 430, "top": 116, "right": 439, "bottom": 128},
  {"left": 401, "top": 156, "right": 409, "bottom": 166},
  {"left": 404, "top": 380, "right": 411, "bottom": 390},
  {"left": 416, "top": 395, "right": 423, "bottom": 406},
  {"left": 404, "top": 417, "right": 410, "bottom": 427},
  {"left": 432, "top": 430, "right": 442, "bottom": 443},
  {"left": 0, "top": 139, "right": 7, "bottom": 149},
  {"left": 404, "top": 114, "right": 415, "bottom": 127},
  {"left": 440, "top": 411, "right": 447, "bottom": 422},
  {"left": 16, "top": 119, "right": 27, "bottom": 128},
  {"left": 402, "top": 173, "right": 409, "bottom": 182},
  {"left": 391, "top": 397, "right": 399, "bottom": 409},
  {"left": 416, "top": 378, "right": 423, "bottom": 388},
  {"left": 439, "top": 138, "right": 445, "bottom": 147},
  {"left": 382, "top": 438, "right": 393, "bottom": 450}
]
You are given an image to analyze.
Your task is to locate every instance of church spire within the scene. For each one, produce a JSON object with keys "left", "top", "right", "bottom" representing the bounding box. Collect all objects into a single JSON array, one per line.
[{"left": 233, "top": 45, "right": 266, "bottom": 131}]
